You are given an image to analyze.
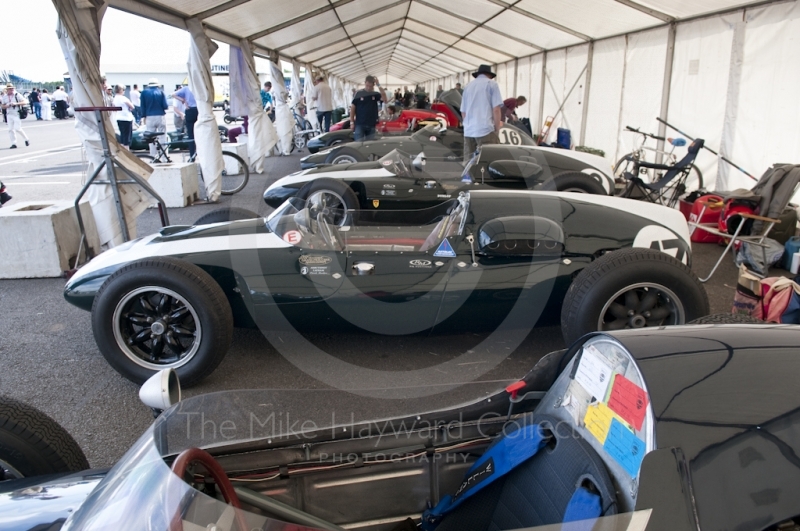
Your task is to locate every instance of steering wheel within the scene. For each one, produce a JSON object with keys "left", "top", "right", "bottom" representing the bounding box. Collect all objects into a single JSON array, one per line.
[
  {"left": 170, "top": 447, "right": 250, "bottom": 531},
  {"left": 316, "top": 213, "right": 343, "bottom": 250}
]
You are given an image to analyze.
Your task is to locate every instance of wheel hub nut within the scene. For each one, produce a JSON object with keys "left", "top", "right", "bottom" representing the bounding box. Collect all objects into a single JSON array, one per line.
[
  {"left": 630, "top": 315, "right": 646, "bottom": 328},
  {"left": 150, "top": 321, "right": 166, "bottom": 335}
]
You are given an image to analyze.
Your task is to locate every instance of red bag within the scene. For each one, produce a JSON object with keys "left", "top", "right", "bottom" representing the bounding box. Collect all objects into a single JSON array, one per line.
[
  {"left": 689, "top": 195, "right": 724, "bottom": 243},
  {"left": 754, "top": 277, "right": 800, "bottom": 323}
]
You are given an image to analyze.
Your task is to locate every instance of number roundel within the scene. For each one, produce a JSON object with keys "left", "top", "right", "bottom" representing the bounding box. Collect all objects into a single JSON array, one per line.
[{"left": 499, "top": 128, "right": 521, "bottom": 146}]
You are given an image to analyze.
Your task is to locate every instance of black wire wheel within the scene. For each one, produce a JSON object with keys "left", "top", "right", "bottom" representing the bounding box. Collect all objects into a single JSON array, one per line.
[
  {"left": 220, "top": 151, "right": 249, "bottom": 195},
  {"left": 561, "top": 247, "right": 709, "bottom": 345},
  {"left": 92, "top": 258, "right": 233, "bottom": 387},
  {"left": 111, "top": 286, "right": 203, "bottom": 370},
  {"left": 296, "top": 177, "right": 359, "bottom": 226}
]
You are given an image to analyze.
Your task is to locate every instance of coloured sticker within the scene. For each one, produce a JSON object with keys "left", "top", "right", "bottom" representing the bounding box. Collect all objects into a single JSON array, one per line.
[
  {"left": 583, "top": 402, "right": 628, "bottom": 444},
  {"left": 373, "top": 200, "right": 380, "bottom": 208},
  {"left": 283, "top": 230, "right": 302, "bottom": 245},
  {"left": 574, "top": 344, "right": 614, "bottom": 401},
  {"left": 433, "top": 239, "right": 457, "bottom": 258},
  {"left": 607, "top": 374, "right": 649, "bottom": 431},
  {"left": 603, "top": 418, "right": 646, "bottom": 477}
]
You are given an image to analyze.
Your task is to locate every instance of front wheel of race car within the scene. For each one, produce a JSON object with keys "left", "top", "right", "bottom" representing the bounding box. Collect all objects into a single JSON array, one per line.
[
  {"left": 552, "top": 171, "right": 608, "bottom": 195},
  {"left": 325, "top": 146, "right": 366, "bottom": 165},
  {"left": 91, "top": 257, "right": 233, "bottom": 387},
  {"left": 561, "top": 248, "right": 709, "bottom": 345},
  {"left": 296, "top": 177, "right": 360, "bottom": 226},
  {"left": 0, "top": 396, "right": 89, "bottom": 479}
]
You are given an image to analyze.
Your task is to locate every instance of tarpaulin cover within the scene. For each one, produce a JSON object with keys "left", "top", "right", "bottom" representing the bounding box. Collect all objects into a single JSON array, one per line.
[
  {"left": 270, "top": 60, "right": 294, "bottom": 155},
  {"left": 230, "top": 41, "right": 277, "bottom": 173},
  {"left": 186, "top": 18, "right": 224, "bottom": 201},
  {"left": 53, "top": 0, "right": 152, "bottom": 248}
]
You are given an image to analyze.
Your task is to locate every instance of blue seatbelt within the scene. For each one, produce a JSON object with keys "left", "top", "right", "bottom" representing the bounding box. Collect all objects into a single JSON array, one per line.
[
  {"left": 421, "top": 422, "right": 604, "bottom": 530},
  {"left": 422, "top": 422, "right": 547, "bottom": 530}
]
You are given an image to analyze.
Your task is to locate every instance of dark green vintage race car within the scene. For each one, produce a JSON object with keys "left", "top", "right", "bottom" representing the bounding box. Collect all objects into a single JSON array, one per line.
[
  {"left": 128, "top": 125, "right": 229, "bottom": 151},
  {"left": 63, "top": 190, "right": 706, "bottom": 387}
]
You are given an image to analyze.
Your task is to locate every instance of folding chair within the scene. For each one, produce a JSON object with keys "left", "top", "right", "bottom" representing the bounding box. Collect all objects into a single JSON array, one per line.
[
  {"left": 688, "top": 163, "right": 800, "bottom": 282},
  {"left": 619, "top": 138, "right": 704, "bottom": 207}
]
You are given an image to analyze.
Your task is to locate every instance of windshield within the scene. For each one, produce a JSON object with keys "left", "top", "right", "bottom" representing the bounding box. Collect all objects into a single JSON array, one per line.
[
  {"left": 410, "top": 123, "right": 442, "bottom": 142},
  {"left": 377, "top": 149, "right": 416, "bottom": 179}
]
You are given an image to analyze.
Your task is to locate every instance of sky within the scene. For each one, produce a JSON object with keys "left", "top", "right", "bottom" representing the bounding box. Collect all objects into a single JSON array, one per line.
[{"left": 0, "top": 0, "right": 234, "bottom": 83}]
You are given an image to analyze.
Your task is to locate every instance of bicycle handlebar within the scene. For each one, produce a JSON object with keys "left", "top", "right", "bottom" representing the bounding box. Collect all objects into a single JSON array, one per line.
[{"left": 624, "top": 125, "right": 665, "bottom": 142}]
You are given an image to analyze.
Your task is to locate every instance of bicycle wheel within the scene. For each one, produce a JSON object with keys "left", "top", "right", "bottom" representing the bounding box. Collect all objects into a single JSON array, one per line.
[
  {"left": 613, "top": 153, "right": 639, "bottom": 196},
  {"left": 220, "top": 151, "right": 249, "bottom": 195},
  {"left": 136, "top": 154, "right": 155, "bottom": 164},
  {"left": 658, "top": 165, "right": 704, "bottom": 207}
]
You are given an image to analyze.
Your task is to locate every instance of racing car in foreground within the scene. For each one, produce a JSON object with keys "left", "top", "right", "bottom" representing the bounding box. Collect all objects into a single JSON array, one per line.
[
  {"left": 3, "top": 323, "right": 799, "bottom": 531},
  {"left": 63, "top": 188, "right": 706, "bottom": 387},
  {"left": 265, "top": 146, "right": 613, "bottom": 212}
]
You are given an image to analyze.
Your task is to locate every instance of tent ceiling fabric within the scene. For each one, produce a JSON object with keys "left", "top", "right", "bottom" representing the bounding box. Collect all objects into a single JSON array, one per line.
[{"left": 115, "top": 0, "right": 770, "bottom": 84}]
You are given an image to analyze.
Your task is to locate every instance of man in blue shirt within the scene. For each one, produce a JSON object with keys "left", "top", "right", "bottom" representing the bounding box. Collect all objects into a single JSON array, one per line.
[
  {"left": 172, "top": 84, "right": 198, "bottom": 157},
  {"left": 350, "top": 75, "right": 387, "bottom": 141},
  {"left": 460, "top": 64, "right": 503, "bottom": 163},
  {"left": 140, "top": 78, "right": 168, "bottom": 157}
]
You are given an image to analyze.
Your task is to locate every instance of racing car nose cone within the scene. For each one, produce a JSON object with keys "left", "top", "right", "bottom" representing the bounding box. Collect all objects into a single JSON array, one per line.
[{"left": 150, "top": 321, "right": 166, "bottom": 335}]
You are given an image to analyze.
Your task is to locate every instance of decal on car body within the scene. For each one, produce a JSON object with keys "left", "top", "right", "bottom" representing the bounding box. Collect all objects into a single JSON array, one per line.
[{"left": 299, "top": 255, "right": 333, "bottom": 265}]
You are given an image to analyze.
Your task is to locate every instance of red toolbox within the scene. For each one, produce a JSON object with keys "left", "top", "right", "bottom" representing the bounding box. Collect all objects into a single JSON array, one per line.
[{"left": 689, "top": 194, "right": 724, "bottom": 243}]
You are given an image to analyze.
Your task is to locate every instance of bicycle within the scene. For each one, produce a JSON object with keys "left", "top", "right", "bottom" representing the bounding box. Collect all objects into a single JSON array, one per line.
[
  {"left": 137, "top": 131, "right": 249, "bottom": 195},
  {"left": 614, "top": 125, "right": 703, "bottom": 198}
]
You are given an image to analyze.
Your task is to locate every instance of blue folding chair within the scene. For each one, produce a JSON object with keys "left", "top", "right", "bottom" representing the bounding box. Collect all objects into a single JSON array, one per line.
[{"left": 619, "top": 138, "right": 704, "bottom": 207}]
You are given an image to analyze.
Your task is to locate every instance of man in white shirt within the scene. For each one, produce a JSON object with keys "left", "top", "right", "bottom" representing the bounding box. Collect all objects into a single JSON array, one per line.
[
  {"left": 130, "top": 84, "right": 141, "bottom": 126},
  {"left": 313, "top": 76, "right": 334, "bottom": 132},
  {"left": 460, "top": 64, "right": 503, "bottom": 163},
  {"left": 51, "top": 86, "right": 69, "bottom": 120},
  {"left": 1, "top": 84, "right": 30, "bottom": 148}
]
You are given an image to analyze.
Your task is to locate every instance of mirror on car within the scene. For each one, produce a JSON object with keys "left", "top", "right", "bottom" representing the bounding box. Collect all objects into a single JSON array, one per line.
[
  {"left": 487, "top": 160, "right": 542, "bottom": 181},
  {"left": 139, "top": 369, "right": 181, "bottom": 416},
  {"left": 413, "top": 152, "right": 426, "bottom": 171}
]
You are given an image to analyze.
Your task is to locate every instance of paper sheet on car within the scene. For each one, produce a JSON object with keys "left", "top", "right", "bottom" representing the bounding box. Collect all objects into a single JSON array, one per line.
[
  {"left": 583, "top": 402, "right": 628, "bottom": 444},
  {"left": 607, "top": 374, "right": 649, "bottom": 430},
  {"left": 603, "top": 418, "right": 646, "bottom": 477},
  {"left": 574, "top": 344, "right": 614, "bottom": 401}
]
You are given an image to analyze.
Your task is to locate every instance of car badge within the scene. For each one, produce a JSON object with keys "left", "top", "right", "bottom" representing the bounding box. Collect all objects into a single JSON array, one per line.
[
  {"left": 283, "top": 230, "right": 302, "bottom": 245},
  {"left": 382, "top": 160, "right": 392, "bottom": 166},
  {"left": 299, "top": 255, "right": 332, "bottom": 265},
  {"left": 435, "top": 261, "right": 444, "bottom": 267},
  {"left": 372, "top": 200, "right": 380, "bottom": 208},
  {"left": 433, "top": 239, "right": 457, "bottom": 258}
]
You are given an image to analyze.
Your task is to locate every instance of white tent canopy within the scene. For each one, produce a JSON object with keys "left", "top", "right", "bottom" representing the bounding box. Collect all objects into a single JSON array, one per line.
[{"left": 98, "top": 0, "right": 800, "bottom": 190}]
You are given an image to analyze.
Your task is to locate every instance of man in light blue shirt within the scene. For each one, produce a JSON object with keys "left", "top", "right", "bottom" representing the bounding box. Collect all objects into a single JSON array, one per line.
[
  {"left": 460, "top": 64, "right": 503, "bottom": 162},
  {"left": 172, "top": 84, "right": 198, "bottom": 157}
]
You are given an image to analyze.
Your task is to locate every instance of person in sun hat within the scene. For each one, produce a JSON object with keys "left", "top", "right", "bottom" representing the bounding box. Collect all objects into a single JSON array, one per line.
[
  {"left": 460, "top": 64, "right": 503, "bottom": 163},
  {"left": 0, "top": 83, "right": 30, "bottom": 149},
  {"left": 140, "top": 77, "right": 168, "bottom": 157}
]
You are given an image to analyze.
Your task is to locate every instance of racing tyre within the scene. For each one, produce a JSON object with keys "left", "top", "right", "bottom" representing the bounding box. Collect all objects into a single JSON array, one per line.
[
  {"left": 552, "top": 171, "right": 607, "bottom": 195},
  {"left": 194, "top": 207, "right": 259, "bottom": 225},
  {"left": 92, "top": 257, "right": 233, "bottom": 387},
  {"left": 296, "top": 177, "right": 359, "bottom": 226},
  {"left": 561, "top": 248, "right": 709, "bottom": 345},
  {"left": 324, "top": 146, "right": 366, "bottom": 165},
  {"left": 0, "top": 396, "right": 89, "bottom": 479},
  {"left": 688, "top": 313, "right": 764, "bottom": 324},
  {"left": 220, "top": 152, "right": 249, "bottom": 195}
]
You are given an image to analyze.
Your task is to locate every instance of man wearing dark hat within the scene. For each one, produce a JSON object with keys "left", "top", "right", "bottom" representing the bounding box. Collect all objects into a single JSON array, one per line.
[
  {"left": 140, "top": 78, "right": 168, "bottom": 158},
  {"left": 460, "top": 64, "right": 503, "bottom": 163},
  {"left": 350, "top": 75, "right": 387, "bottom": 141}
]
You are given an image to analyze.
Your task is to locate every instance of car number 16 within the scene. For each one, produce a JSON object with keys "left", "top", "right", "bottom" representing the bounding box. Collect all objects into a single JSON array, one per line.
[{"left": 499, "top": 128, "right": 521, "bottom": 145}]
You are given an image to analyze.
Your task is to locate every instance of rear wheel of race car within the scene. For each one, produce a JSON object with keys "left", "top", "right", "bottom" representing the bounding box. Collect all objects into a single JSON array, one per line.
[
  {"left": 296, "top": 177, "right": 360, "bottom": 226},
  {"left": 0, "top": 396, "right": 89, "bottom": 479},
  {"left": 194, "top": 207, "right": 259, "bottom": 225},
  {"left": 561, "top": 248, "right": 709, "bottom": 345},
  {"left": 325, "top": 146, "right": 366, "bottom": 165},
  {"left": 92, "top": 257, "right": 233, "bottom": 387},
  {"left": 553, "top": 171, "right": 607, "bottom": 194},
  {"left": 688, "top": 313, "right": 764, "bottom": 324}
]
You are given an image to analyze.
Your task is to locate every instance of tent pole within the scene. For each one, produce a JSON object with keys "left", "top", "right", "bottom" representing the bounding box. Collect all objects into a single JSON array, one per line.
[
  {"left": 656, "top": 23, "right": 677, "bottom": 165},
  {"left": 579, "top": 41, "right": 594, "bottom": 146},
  {"left": 512, "top": 58, "right": 519, "bottom": 97},
  {"left": 538, "top": 51, "right": 547, "bottom": 134}
]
